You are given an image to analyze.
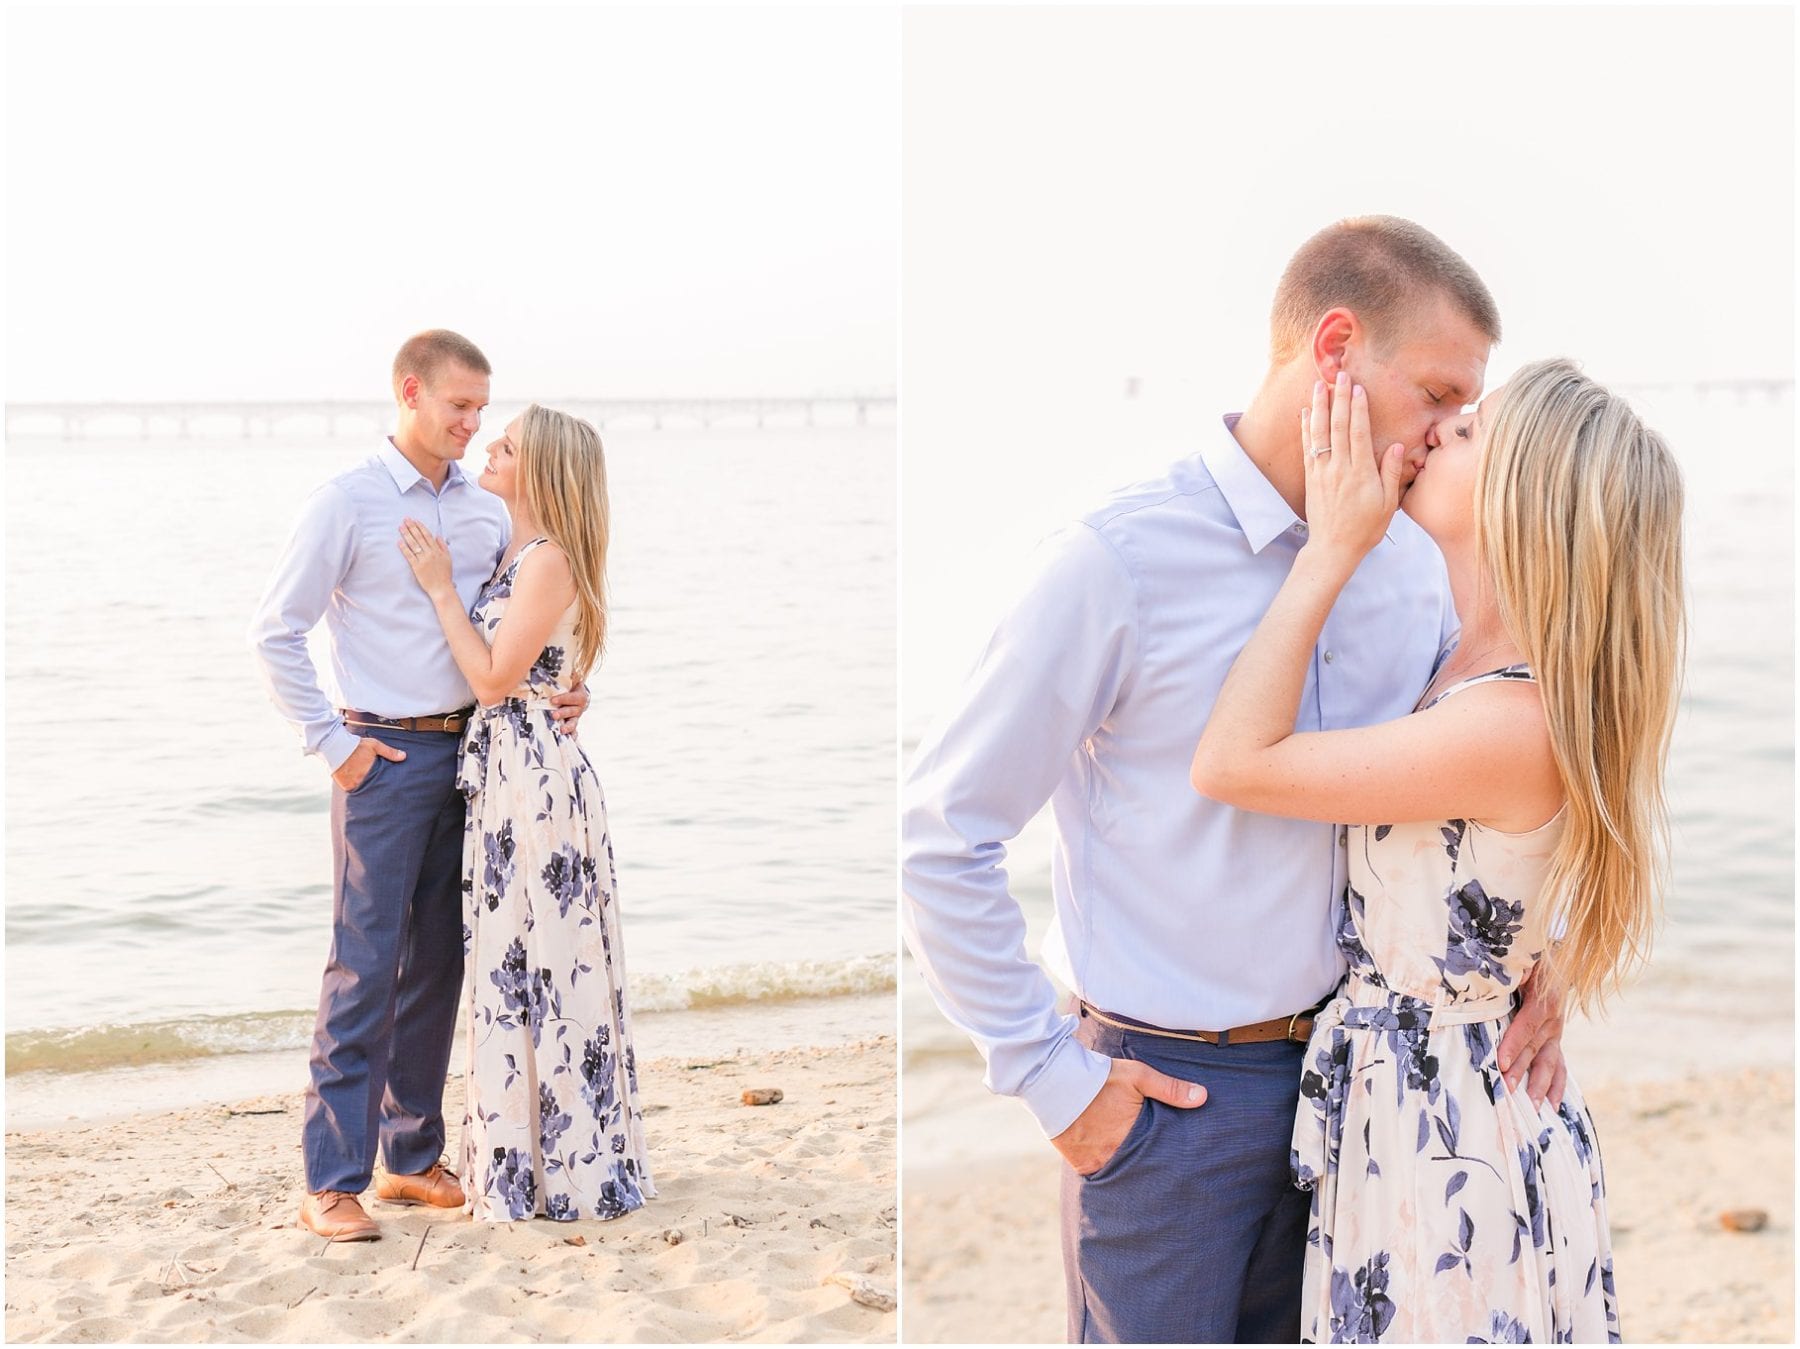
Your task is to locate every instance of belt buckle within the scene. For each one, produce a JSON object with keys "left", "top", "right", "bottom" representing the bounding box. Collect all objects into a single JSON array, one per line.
[{"left": 1286, "top": 1010, "right": 1306, "bottom": 1043}]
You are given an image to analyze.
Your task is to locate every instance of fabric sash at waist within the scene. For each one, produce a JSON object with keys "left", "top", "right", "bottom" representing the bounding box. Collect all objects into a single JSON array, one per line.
[
  {"left": 1328, "top": 976, "right": 1517, "bottom": 1032},
  {"left": 474, "top": 693, "right": 558, "bottom": 716},
  {"left": 1291, "top": 975, "right": 1519, "bottom": 1193},
  {"left": 456, "top": 695, "right": 563, "bottom": 798}
]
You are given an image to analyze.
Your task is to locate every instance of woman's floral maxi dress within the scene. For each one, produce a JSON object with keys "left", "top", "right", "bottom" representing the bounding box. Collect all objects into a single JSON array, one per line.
[
  {"left": 456, "top": 537, "right": 653, "bottom": 1222},
  {"left": 1291, "top": 666, "right": 1620, "bottom": 1343}
]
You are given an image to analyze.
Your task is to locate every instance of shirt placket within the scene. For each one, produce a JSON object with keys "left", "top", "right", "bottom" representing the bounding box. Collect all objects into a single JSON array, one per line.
[
  {"left": 421, "top": 479, "right": 452, "bottom": 588},
  {"left": 1316, "top": 608, "right": 1355, "bottom": 897}
]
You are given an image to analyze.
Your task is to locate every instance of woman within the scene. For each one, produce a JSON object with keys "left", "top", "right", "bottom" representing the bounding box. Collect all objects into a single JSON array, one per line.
[
  {"left": 1191, "top": 362, "right": 1684, "bottom": 1342},
  {"left": 398, "top": 403, "right": 653, "bottom": 1223}
]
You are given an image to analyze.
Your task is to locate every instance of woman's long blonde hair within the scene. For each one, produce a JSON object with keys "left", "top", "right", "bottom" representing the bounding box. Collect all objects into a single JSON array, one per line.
[
  {"left": 1475, "top": 359, "right": 1686, "bottom": 1013},
  {"left": 515, "top": 403, "right": 611, "bottom": 686}
]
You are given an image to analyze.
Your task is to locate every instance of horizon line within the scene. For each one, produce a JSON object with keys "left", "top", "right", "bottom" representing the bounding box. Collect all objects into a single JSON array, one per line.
[{"left": 6, "top": 391, "right": 899, "bottom": 412}]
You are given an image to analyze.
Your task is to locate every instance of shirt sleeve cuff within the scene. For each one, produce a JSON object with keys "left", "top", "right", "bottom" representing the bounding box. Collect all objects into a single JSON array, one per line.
[
  {"left": 319, "top": 722, "right": 361, "bottom": 772},
  {"left": 1017, "top": 1027, "right": 1113, "bottom": 1139}
]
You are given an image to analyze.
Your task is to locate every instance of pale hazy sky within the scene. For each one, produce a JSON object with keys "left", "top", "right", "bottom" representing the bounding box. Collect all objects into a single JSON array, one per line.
[
  {"left": 5, "top": 5, "right": 898, "bottom": 402},
  {"left": 901, "top": 4, "right": 1794, "bottom": 724}
]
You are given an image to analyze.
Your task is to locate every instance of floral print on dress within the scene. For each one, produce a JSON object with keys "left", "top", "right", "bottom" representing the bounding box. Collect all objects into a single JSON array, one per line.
[
  {"left": 1438, "top": 879, "right": 1527, "bottom": 987},
  {"left": 1330, "top": 1253, "right": 1397, "bottom": 1343},
  {"left": 1291, "top": 667, "right": 1618, "bottom": 1343},
  {"left": 457, "top": 538, "right": 654, "bottom": 1223}
]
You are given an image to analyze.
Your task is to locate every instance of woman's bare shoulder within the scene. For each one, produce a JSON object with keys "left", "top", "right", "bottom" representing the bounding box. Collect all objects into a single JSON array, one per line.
[{"left": 1425, "top": 678, "right": 1563, "bottom": 828}]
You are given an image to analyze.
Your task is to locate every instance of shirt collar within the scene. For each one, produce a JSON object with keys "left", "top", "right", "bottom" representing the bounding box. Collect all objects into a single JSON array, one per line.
[
  {"left": 1203, "top": 413, "right": 1303, "bottom": 554},
  {"left": 1202, "top": 413, "right": 1398, "bottom": 555},
  {"left": 377, "top": 438, "right": 469, "bottom": 495}
]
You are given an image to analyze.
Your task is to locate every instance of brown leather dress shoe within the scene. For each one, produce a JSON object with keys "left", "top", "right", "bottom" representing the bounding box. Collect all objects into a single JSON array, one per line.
[
  {"left": 375, "top": 1161, "right": 465, "bottom": 1209},
  {"left": 300, "top": 1190, "right": 380, "bottom": 1241}
]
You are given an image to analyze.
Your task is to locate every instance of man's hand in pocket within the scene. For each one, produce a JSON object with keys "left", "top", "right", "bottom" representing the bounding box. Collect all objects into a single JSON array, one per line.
[
  {"left": 331, "top": 736, "right": 407, "bottom": 793},
  {"left": 1052, "top": 1056, "right": 1208, "bottom": 1175}
]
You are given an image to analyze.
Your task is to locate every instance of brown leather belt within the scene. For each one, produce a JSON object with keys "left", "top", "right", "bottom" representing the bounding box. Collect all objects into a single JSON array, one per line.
[
  {"left": 340, "top": 706, "right": 476, "bottom": 734},
  {"left": 1078, "top": 998, "right": 1325, "bottom": 1046}
]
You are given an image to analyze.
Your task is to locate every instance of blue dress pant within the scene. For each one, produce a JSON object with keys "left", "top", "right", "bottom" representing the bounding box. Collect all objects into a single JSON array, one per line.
[
  {"left": 302, "top": 730, "right": 466, "bottom": 1194},
  {"left": 1061, "top": 1009, "right": 1311, "bottom": 1343}
]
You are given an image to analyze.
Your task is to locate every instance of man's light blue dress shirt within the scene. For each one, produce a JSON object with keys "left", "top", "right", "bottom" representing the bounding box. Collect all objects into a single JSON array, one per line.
[
  {"left": 249, "top": 440, "right": 511, "bottom": 771},
  {"left": 901, "top": 415, "right": 1458, "bottom": 1139}
]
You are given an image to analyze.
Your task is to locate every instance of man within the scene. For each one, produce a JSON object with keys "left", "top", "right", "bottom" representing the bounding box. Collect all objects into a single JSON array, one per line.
[
  {"left": 901, "top": 218, "right": 1567, "bottom": 1342},
  {"left": 250, "top": 330, "right": 587, "bottom": 1240}
]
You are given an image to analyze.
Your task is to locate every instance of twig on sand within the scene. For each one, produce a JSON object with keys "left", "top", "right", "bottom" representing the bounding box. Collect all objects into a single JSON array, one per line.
[
  {"left": 205, "top": 1162, "right": 237, "bottom": 1191},
  {"left": 411, "top": 1224, "right": 431, "bottom": 1271},
  {"left": 223, "top": 1107, "right": 285, "bottom": 1117},
  {"left": 288, "top": 1286, "right": 318, "bottom": 1310},
  {"left": 318, "top": 1234, "right": 335, "bottom": 1256}
]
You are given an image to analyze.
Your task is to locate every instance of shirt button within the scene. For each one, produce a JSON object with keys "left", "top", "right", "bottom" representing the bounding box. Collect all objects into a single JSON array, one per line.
[
  {"left": 1339, "top": 831, "right": 1348, "bottom": 846},
  {"left": 1323, "top": 650, "right": 1335, "bottom": 664},
  {"left": 1293, "top": 522, "right": 1308, "bottom": 534}
]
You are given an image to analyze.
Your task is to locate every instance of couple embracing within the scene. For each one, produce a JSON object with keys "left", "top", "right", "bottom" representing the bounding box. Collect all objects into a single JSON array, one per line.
[
  {"left": 903, "top": 217, "right": 1684, "bottom": 1343},
  {"left": 251, "top": 331, "right": 653, "bottom": 1238}
]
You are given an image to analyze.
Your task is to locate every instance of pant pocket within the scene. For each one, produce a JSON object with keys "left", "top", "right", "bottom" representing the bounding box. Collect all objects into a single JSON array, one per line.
[
  {"left": 345, "top": 752, "right": 390, "bottom": 798},
  {"left": 1081, "top": 1096, "right": 1157, "bottom": 1185}
]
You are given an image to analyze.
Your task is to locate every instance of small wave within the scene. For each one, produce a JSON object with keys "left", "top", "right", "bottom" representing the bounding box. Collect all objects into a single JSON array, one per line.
[
  {"left": 5, "top": 954, "right": 895, "bottom": 1076},
  {"left": 190, "top": 787, "right": 326, "bottom": 817},
  {"left": 630, "top": 953, "right": 895, "bottom": 1012},
  {"left": 6, "top": 1010, "right": 316, "bottom": 1076}
]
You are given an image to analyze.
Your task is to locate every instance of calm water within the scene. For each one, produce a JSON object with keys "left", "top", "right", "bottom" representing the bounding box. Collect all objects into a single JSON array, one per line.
[
  {"left": 901, "top": 387, "right": 1795, "bottom": 1079},
  {"left": 6, "top": 423, "right": 896, "bottom": 1080}
]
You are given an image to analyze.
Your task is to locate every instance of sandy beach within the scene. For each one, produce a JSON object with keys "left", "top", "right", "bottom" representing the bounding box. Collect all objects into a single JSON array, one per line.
[
  {"left": 5, "top": 1037, "right": 896, "bottom": 1344},
  {"left": 901, "top": 1000, "right": 1793, "bottom": 1344}
]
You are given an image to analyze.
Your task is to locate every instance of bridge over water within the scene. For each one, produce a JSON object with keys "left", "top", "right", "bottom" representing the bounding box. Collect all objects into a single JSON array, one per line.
[
  {"left": 5, "top": 394, "right": 896, "bottom": 440},
  {"left": 3, "top": 382, "right": 1784, "bottom": 442},
  {"left": 1617, "top": 378, "right": 1792, "bottom": 400}
]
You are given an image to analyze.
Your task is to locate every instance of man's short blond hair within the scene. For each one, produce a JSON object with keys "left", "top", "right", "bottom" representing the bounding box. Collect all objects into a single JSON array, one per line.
[
  {"left": 392, "top": 329, "right": 491, "bottom": 399},
  {"left": 1269, "top": 217, "right": 1500, "bottom": 364}
]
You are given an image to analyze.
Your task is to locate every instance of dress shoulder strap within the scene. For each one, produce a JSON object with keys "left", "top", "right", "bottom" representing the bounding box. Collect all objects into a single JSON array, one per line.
[
  {"left": 502, "top": 536, "right": 554, "bottom": 574},
  {"left": 1422, "top": 663, "right": 1536, "bottom": 710}
]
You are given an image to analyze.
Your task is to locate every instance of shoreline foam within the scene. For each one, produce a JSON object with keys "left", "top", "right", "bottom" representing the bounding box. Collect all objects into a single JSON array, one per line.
[
  {"left": 7, "top": 991, "right": 894, "bottom": 1133},
  {"left": 7, "top": 954, "right": 896, "bottom": 1078}
]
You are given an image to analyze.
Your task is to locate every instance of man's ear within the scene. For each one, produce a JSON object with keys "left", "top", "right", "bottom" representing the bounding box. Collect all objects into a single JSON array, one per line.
[
  {"left": 400, "top": 373, "right": 421, "bottom": 409},
  {"left": 1310, "top": 308, "right": 1360, "bottom": 384}
]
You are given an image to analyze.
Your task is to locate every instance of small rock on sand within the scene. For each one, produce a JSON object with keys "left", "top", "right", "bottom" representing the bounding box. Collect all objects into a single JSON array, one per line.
[
  {"left": 828, "top": 1272, "right": 897, "bottom": 1312},
  {"left": 1720, "top": 1209, "right": 1768, "bottom": 1233},
  {"left": 742, "top": 1088, "right": 784, "bottom": 1106}
]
